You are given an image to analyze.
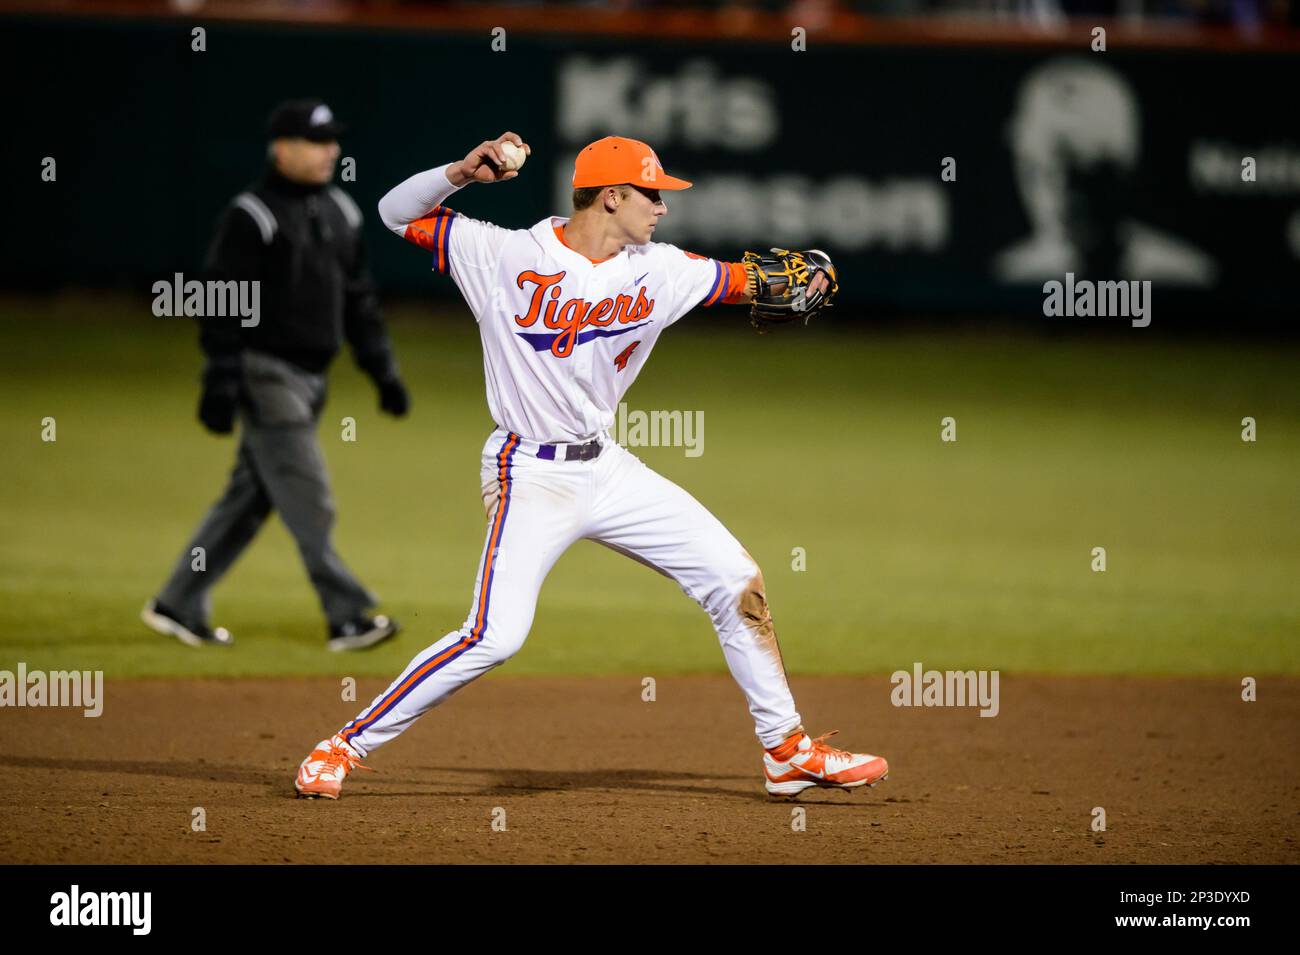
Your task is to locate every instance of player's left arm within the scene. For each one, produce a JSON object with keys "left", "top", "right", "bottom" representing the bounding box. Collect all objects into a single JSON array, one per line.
[
  {"left": 662, "top": 250, "right": 750, "bottom": 322},
  {"left": 719, "top": 260, "right": 757, "bottom": 305},
  {"left": 666, "top": 248, "right": 833, "bottom": 317}
]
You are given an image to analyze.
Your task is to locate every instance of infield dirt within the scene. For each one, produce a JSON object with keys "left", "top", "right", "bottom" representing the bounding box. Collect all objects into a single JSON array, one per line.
[{"left": 2, "top": 674, "right": 1296, "bottom": 864}]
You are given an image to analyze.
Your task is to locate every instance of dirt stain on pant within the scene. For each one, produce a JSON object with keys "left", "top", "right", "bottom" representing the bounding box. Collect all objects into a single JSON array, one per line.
[{"left": 737, "top": 558, "right": 791, "bottom": 693}]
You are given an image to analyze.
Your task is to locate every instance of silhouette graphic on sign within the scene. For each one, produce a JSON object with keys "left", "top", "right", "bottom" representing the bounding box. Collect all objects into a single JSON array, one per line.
[{"left": 994, "top": 58, "right": 1216, "bottom": 286}]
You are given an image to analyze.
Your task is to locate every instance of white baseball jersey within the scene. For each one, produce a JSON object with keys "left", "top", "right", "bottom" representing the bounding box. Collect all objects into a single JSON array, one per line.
[{"left": 379, "top": 163, "right": 749, "bottom": 443}]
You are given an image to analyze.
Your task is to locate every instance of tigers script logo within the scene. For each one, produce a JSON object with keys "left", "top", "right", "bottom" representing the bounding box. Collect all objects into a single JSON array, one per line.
[{"left": 513, "top": 270, "right": 655, "bottom": 358}]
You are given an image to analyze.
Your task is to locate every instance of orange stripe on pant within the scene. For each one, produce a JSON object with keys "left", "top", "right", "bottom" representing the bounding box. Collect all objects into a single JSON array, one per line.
[{"left": 340, "top": 433, "right": 520, "bottom": 743}]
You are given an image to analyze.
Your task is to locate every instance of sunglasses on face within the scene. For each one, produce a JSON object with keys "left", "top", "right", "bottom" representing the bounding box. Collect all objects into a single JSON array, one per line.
[{"left": 629, "top": 186, "right": 664, "bottom": 205}]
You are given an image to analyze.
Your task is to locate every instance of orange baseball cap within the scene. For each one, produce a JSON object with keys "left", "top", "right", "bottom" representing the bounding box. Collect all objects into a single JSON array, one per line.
[{"left": 571, "top": 136, "right": 693, "bottom": 190}]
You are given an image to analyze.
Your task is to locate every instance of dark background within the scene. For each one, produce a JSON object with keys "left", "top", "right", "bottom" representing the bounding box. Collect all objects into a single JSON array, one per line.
[{"left": 4, "top": 12, "right": 1297, "bottom": 326}]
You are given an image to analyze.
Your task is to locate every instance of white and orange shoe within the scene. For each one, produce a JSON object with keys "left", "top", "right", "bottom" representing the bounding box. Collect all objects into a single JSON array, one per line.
[
  {"left": 294, "top": 734, "right": 370, "bottom": 799},
  {"left": 763, "top": 730, "right": 889, "bottom": 798}
]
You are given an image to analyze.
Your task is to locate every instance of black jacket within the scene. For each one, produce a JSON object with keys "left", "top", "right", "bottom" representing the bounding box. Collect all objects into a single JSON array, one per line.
[{"left": 200, "top": 167, "right": 398, "bottom": 383}]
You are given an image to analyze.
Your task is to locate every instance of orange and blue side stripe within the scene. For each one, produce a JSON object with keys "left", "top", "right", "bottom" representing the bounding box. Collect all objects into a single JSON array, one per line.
[
  {"left": 403, "top": 205, "right": 457, "bottom": 274},
  {"left": 685, "top": 252, "right": 747, "bottom": 307},
  {"left": 702, "top": 260, "right": 727, "bottom": 306},
  {"left": 716, "top": 261, "right": 750, "bottom": 305},
  {"left": 340, "top": 432, "right": 520, "bottom": 746}
]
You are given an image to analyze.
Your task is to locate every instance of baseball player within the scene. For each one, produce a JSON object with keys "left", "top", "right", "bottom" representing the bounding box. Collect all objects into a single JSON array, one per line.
[{"left": 294, "top": 133, "right": 889, "bottom": 798}]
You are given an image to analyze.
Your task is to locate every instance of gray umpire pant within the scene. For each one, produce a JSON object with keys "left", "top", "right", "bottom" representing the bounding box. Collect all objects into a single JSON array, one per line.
[{"left": 157, "top": 349, "right": 377, "bottom": 629}]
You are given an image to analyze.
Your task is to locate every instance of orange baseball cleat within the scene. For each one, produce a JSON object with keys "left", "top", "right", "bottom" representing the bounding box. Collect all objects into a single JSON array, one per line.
[
  {"left": 295, "top": 734, "right": 370, "bottom": 799},
  {"left": 762, "top": 731, "right": 889, "bottom": 798}
]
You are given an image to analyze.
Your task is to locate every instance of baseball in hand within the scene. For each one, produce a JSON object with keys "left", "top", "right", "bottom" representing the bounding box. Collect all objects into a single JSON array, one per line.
[{"left": 498, "top": 141, "right": 527, "bottom": 173}]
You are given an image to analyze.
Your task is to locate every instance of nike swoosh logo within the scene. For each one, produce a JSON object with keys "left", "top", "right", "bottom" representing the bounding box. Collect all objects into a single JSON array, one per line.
[
  {"left": 633, "top": 272, "right": 648, "bottom": 285},
  {"left": 766, "top": 758, "right": 825, "bottom": 781},
  {"left": 789, "top": 760, "right": 825, "bottom": 780}
]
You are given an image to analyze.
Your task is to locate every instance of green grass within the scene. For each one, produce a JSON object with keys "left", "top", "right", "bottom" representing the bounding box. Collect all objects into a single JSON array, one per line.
[{"left": 1, "top": 294, "right": 1297, "bottom": 678}]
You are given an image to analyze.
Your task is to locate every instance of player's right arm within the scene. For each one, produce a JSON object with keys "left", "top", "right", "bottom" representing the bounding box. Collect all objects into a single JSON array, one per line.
[
  {"left": 447, "top": 133, "right": 531, "bottom": 186},
  {"left": 377, "top": 133, "right": 529, "bottom": 277}
]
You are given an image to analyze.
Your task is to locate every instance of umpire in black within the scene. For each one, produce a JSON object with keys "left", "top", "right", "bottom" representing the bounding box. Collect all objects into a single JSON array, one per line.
[{"left": 143, "top": 99, "right": 407, "bottom": 652}]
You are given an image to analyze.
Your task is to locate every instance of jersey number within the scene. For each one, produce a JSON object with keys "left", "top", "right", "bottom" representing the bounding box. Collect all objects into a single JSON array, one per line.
[{"left": 613, "top": 340, "right": 641, "bottom": 372}]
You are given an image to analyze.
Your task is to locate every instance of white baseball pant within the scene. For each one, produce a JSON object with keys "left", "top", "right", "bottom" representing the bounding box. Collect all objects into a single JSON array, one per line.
[{"left": 339, "top": 428, "right": 803, "bottom": 754}]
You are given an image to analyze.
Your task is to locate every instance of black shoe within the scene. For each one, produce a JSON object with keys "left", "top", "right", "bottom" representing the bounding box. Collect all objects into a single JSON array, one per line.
[
  {"left": 141, "top": 598, "right": 233, "bottom": 647},
  {"left": 328, "top": 614, "right": 400, "bottom": 652}
]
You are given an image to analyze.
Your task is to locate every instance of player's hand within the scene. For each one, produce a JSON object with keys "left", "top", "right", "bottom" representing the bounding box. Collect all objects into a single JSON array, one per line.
[
  {"left": 453, "top": 133, "right": 530, "bottom": 185},
  {"left": 806, "top": 270, "right": 830, "bottom": 300}
]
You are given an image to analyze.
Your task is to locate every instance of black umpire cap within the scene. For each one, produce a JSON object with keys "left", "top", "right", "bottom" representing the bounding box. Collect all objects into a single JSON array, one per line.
[{"left": 266, "top": 98, "right": 348, "bottom": 142}]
